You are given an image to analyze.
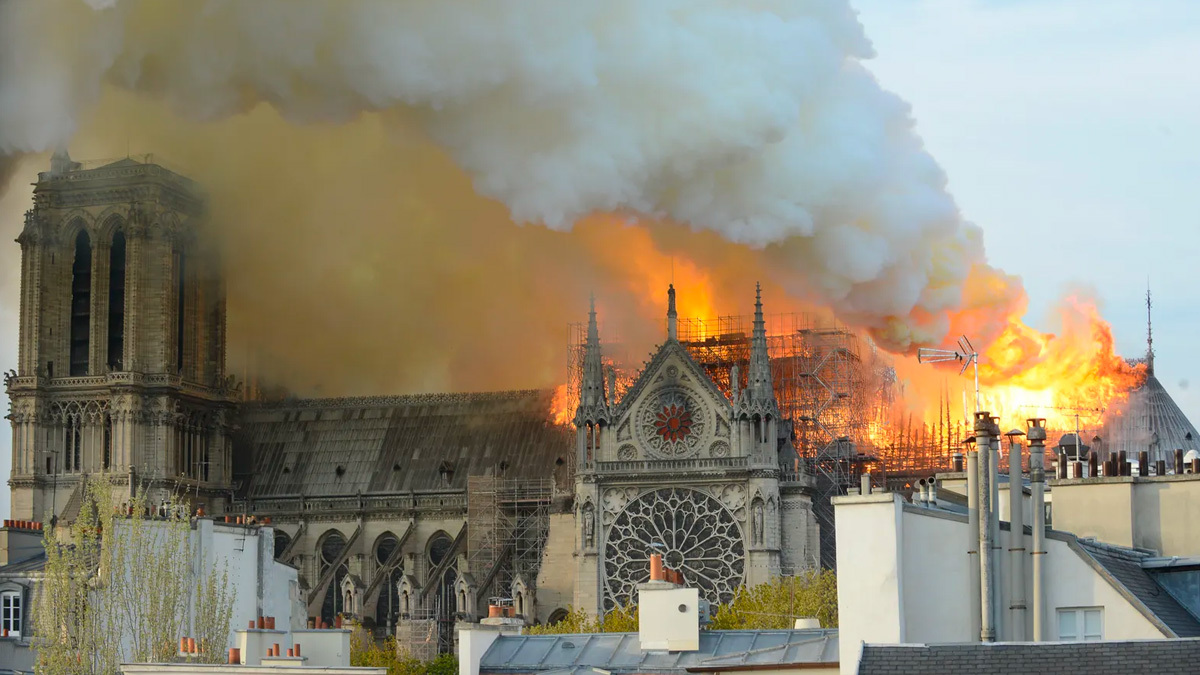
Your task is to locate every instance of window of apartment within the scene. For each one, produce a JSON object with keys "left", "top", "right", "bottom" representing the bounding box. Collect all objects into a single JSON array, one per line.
[
  {"left": 1057, "top": 607, "right": 1102, "bottom": 641},
  {"left": 1, "top": 590, "right": 21, "bottom": 638}
]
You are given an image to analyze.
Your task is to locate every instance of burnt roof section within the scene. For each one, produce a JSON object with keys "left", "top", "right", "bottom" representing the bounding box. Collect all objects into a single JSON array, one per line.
[
  {"left": 858, "top": 639, "right": 1200, "bottom": 674},
  {"left": 1103, "top": 374, "right": 1200, "bottom": 462},
  {"left": 1075, "top": 539, "right": 1200, "bottom": 638},
  {"left": 479, "top": 629, "right": 838, "bottom": 674},
  {"left": 235, "top": 389, "right": 573, "bottom": 497}
]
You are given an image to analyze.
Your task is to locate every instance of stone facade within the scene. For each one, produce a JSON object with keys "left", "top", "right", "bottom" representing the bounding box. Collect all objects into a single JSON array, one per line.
[
  {"left": 5, "top": 153, "right": 236, "bottom": 523},
  {"left": 571, "top": 286, "right": 818, "bottom": 615}
]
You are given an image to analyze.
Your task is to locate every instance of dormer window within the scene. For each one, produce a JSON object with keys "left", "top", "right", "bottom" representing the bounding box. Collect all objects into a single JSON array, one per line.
[{"left": 1, "top": 590, "right": 21, "bottom": 638}]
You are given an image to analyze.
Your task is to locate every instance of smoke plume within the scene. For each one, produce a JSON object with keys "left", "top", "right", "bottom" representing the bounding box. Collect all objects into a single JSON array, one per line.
[{"left": 0, "top": 0, "right": 1031, "bottom": 394}]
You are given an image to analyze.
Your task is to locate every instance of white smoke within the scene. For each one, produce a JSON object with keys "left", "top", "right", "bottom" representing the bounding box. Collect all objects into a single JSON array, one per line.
[{"left": 0, "top": 0, "right": 1013, "bottom": 351}]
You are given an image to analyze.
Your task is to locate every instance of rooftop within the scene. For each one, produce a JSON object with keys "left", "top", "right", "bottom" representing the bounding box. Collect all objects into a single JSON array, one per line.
[
  {"left": 858, "top": 639, "right": 1200, "bottom": 675},
  {"left": 235, "top": 389, "right": 573, "bottom": 498},
  {"left": 478, "top": 629, "right": 839, "bottom": 674}
]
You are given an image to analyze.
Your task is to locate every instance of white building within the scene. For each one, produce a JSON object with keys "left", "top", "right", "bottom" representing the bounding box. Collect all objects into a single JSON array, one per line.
[
  {"left": 835, "top": 415, "right": 1200, "bottom": 675},
  {"left": 0, "top": 516, "right": 303, "bottom": 675}
]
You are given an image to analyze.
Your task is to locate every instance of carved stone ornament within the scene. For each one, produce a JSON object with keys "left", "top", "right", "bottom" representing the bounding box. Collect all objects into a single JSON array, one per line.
[{"left": 637, "top": 387, "right": 708, "bottom": 459}]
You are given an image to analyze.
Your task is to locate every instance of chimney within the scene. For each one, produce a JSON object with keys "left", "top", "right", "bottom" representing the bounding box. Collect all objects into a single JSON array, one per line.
[
  {"left": 638, "top": 554, "right": 700, "bottom": 651},
  {"left": 1027, "top": 418, "right": 1048, "bottom": 642},
  {"left": 975, "top": 411, "right": 996, "bottom": 642}
]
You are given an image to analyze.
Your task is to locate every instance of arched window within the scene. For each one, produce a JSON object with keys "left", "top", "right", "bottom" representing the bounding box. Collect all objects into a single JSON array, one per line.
[
  {"left": 319, "top": 531, "right": 349, "bottom": 625},
  {"left": 274, "top": 531, "right": 292, "bottom": 560},
  {"left": 64, "top": 414, "right": 82, "bottom": 473},
  {"left": 428, "top": 532, "right": 453, "bottom": 567},
  {"left": 107, "top": 231, "right": 126, "bottom": 370},
  {"left": 69, "top": 230, "right": 92, "bottom": 376},
  {"left": 374, "top": 533, "right": 403, "bottom": 627}
]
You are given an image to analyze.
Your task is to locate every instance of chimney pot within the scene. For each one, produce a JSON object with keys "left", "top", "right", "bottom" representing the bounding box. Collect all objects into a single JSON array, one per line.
[
  {"left": 650, "top": 553, "right": 664, "bottom": 581},
  {"left": 228, "top": 648, "right": 240, "bottom": 665},
  {"left": 273, "top": 643, "right": 280, "bottom": 657},
  {"left": 188, "top": 637, "right": 196, "bottom": 654},
  {"left": 287, "top": 648, "right": 294, "bottom": 657},
  {"left": 180, "top": 637, "right": 188, "bottom": 654},
  {"left": 294, "top": 643, "right": 301, "bottom": 657}
]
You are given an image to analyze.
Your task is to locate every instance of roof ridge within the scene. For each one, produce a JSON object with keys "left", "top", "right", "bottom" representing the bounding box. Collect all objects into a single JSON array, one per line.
[{"left": 242, "top": 388, "right": 553, "bottom": 410}]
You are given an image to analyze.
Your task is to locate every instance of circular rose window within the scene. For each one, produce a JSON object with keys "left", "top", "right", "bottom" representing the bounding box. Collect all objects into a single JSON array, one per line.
[
  {"left": 638, "top": 388, "right": 707, "bottom": 458},
  {"left": 603, "top": 487, "right": 745, "bottom": 609}
]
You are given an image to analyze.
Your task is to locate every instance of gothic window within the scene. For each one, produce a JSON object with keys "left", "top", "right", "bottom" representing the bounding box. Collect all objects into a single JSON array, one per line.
[
  {"left": 63, "top": 415, "right": 82, "bottom": 473},
  {"left": 103, "top": 415, "right": 112, "bottom": 470},
  {"left": 274, "top": 531, "right": 292, "bottom": 560},
  {"left": 70, "top": 230, "right": 92, "bottom": 376},
  {"left": 375, "top": 565, "right": 405, "bottom": 629},
  {"left": 107, "top": 231, "right": 126, "bottom": 370},
  {"left": 637, "top": 388, "right": 708, "bottom": 458},
  {"left": 319, "top": 530, "right": 348, "bottom": 625},
  {"left": 375, "top": 533, "right": 400, "bottom": 566},
  {"left": 604, "top": 487, "right": 745, "bottom": 610},
  {"left": 428, "top": 532, "right": 453, "bottom": 567}
]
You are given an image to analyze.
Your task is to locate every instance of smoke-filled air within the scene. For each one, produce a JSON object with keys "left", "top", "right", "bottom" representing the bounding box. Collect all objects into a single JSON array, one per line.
[{"left": 0, "top": 0, "right": 1142, "bottom": 423}]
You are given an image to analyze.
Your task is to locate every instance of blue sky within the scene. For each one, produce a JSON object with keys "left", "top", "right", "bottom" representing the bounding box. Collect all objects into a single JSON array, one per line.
[
  {"left": 1, "top": 1, "right": 1198, "bottom": 519},
  {"left": 855, "top": 0, "right": 1200, "bottom": 396}
]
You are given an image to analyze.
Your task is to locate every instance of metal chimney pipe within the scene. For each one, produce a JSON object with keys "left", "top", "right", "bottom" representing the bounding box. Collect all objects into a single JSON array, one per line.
[
  {"left": 1027, "top": 418, "right": 1048, "bottom": 641},
  {"left": 1006, "top": 429, "right": 1026, "bottom": 641},
  {"left": 861, "top": 473, "right": 871, "bottom": 496},
  {"left": 965, "top": 439, "right": 982, "bottom": 642},
  {"left": 1139, "top": 451, "right": 1149, "bottom": 476},
  {"left": 988, "top": 417, "right": 1003, "bottom": 638},
  {"left": 1175, "top": 449, "right": 1184, "bottom": 475},
  {"left": 976, "top": 412, "right": 996, "bottom": 642},
  {"left": 953, "top": 452, "right": 964, "bottom": 472}
]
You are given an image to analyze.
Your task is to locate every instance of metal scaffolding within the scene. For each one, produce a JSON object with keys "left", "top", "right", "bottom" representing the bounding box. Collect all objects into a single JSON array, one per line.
[{"left": 466, "top": 477, "right": 553, "bottom": 603}]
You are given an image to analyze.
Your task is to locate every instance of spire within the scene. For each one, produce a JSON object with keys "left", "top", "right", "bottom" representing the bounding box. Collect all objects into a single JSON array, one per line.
[
  {"left": 1146, "top": 284, "right": 1155, "bottom": 376},
  {"left": 667, "top": 284, "right": 678, "bottom": 341},
  {"left": 747, "top": 282, "right": 775, "bottom": 406},
  {"left": 577, "top": 294, "right": 608, "bottom": 424}
]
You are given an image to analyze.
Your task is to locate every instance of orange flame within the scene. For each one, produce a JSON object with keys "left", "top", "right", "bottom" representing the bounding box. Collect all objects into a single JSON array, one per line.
[
  {"left": 550, "top": 384, "right": 574, "bottom": 426},
  {"left": 903, "top": 295, "right": 1146, "bottom": 442}
]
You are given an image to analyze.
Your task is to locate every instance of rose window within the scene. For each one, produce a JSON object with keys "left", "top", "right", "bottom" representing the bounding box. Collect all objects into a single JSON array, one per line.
[
  {"left": 603, "top": 488, "right": 744, "bottom": 609},
  {"left": 639, "top": 388, "right": 706, "bottom": 458}
]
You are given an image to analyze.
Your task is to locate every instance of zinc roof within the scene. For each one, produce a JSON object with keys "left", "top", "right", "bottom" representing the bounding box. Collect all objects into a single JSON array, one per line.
[{"left": 234, "top": 389, "right": 573, "bottom": 497}]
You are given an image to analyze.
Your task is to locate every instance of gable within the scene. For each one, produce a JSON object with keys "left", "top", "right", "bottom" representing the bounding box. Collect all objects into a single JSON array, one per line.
[{"left": 609, "top": 342, "right": 733, "bottom": 461}]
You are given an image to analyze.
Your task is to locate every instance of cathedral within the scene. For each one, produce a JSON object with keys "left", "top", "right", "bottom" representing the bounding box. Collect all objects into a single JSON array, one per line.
[{"left": 4, "top": 156, "right": 819, "bottom": 652}]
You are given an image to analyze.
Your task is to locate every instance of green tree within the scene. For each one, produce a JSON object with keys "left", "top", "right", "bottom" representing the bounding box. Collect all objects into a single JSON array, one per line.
[
  {"left": 348, "top": 623, "right": 435, "bottom": 675},
  {"left": 708, "top": 571, "right": 838, "bottom": 630},
  {"left": 526, "top": 572, "right": 837, "bottom": 637},
  {"left": 34, "top": 476, "right": 235, "bottom": 674},
  {"left": 524, "top": 603, "right": 638, "bottom": 635}
]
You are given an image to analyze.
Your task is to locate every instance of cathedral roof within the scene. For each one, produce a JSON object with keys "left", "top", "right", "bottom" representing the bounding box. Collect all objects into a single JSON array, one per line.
[
  {"left": 234, "top": 389, "right": 573, "bottom": 498},
  {"left": 1102, "top": 374, "right": 1200, "bottom": 460}
]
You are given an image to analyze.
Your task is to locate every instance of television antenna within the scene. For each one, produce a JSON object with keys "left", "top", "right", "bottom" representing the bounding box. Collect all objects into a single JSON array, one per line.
[{"left": 918, "top": 335, "right": 980, "bottom": 415}]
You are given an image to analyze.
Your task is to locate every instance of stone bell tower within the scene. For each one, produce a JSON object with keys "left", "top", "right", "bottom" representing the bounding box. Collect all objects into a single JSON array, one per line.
[{"left": 5, "top": 152, "right": 237, "bottom": 522}]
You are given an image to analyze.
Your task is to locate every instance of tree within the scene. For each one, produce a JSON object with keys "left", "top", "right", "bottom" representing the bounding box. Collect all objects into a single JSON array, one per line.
[
  {"left": 708, "top": 571, "right": 838, "bottom": 630},
  {"left": 34, "top": 476, "right": 235, "bottom": 673},
  {"left": 348, "top": 623, "right": 456, "bottom": 675},
  {"left": 524, "top": 603, "right": 638, "bottom": 635},
  {"left": 526, "top": 572, "right": 837, "bottom": 636}
]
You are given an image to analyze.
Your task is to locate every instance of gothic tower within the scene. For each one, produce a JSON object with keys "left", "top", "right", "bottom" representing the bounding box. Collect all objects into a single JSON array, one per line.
[{"left": 5, "top": 153, "right": 237, "bottom": 522}]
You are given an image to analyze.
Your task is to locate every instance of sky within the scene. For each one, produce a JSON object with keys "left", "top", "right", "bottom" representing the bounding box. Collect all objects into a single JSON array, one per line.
[{"left": 2, "top": 0, "right": 1199, "bottom": 519}]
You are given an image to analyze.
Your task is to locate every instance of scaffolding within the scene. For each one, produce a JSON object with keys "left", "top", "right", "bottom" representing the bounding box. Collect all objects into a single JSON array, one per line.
[
  {"left": 565, "top": 312, "right": 891, "bottom": 567},
  {"left": 466, "top": 477, "right": 553, "bottom": 604}
]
